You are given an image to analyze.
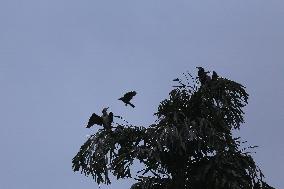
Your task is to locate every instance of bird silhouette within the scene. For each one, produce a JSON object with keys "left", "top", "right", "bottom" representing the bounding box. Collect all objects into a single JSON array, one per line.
[
  {"left": 118, "top": 91, "right": 137, "bottom": 108},
  {"left": 212, "top": 71, "right": 218, "bottom": 81},
  {"left": 196, "top": 67, "right": 211, "bottom": 85},
  {"left": 86, "top": 107, "right": 113, "bottom": 130}
]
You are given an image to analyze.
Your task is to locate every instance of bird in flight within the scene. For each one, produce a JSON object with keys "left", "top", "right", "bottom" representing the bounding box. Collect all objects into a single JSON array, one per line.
[
  {"left": 86, "top": 107, "right": 113, "bottom": 130},
  {"left": 118, "top": 91, "right": 137, "bottom": 108}
]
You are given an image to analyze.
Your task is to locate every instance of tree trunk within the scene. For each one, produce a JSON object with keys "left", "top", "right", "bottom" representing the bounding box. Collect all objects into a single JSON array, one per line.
[{"left": 172, "top": 168, "right": 186, "bottom": 189}]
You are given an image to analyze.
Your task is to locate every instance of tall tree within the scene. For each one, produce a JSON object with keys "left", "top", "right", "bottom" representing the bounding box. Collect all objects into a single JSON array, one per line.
[{"left": 72, "top": 69, "right": 275, "bottom": 189}]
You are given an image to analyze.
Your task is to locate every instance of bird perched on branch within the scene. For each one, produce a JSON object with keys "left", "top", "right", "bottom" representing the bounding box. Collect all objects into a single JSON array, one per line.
[
  {"left": 86, "top": 107, "right": 113, "bottom": 130},
  {"left": 196, "top": 67, "right": 211, "bottom": 85},
  {"left": 212, "top": 71, "right": 218, "bottom": 81},
  {"left": 118, "top": 91, "right": 137, "bottom": 108}
]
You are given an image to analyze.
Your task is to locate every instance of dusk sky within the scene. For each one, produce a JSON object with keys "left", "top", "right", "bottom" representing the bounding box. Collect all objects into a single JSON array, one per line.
[{"left": 0, "top": 0, "right": 283, "bottom": 188}]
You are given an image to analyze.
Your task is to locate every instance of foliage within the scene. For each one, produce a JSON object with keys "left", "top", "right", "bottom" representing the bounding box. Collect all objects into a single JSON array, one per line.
[{"left": 72, "top": 70, "right": 275, "bottom": 189}]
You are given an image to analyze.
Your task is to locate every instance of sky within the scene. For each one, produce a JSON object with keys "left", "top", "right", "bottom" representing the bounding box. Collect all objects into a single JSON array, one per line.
[{"left": 0, "top": 0, "right": 283, "bottom": 188}]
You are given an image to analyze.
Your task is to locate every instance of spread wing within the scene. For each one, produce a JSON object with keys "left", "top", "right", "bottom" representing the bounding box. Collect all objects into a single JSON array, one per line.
[{"left": 86, "top": 113, "right": 103, "bottom": 128}]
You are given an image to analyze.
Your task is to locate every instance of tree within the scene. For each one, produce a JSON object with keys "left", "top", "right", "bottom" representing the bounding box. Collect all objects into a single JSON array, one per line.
[{"left": 72, "top": 69, "right": 275, "bottom": 189}]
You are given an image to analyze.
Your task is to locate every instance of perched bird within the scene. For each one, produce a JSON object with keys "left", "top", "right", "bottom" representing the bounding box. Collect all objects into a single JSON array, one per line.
[
  {"left": 101, "top": 107, "right": 113, "bottom": 130},
  {"left": 118, "top": 91, "right": 137, "bottom": 108},
  {"left": 212, "top": 71, "right": 218, "bottom": 81},
  {"left": 196, "top": 67, "right": 211, "bottom": 85},
  {"left": 86, "top": 107, "right": 113, "bottom": 130}
]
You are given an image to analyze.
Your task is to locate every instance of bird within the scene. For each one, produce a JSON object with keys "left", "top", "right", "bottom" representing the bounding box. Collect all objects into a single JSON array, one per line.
[
  {"left": 196, "top": 67, "right": 211, "bottom": 85},
  {"left": 118, "top": 91, "right": 137, "bottom": 108},
  {"left": 101, "top": 107, "right": 113, "bottom": 130},
  {"left": 173, "top": 78, "right": 180, "bottom": 81},
  {"left": 212, "top": 71, "right": 218, "bottom": 81},
  {"left": 86, "top": 107, "right": 113, "bottom": 130}
]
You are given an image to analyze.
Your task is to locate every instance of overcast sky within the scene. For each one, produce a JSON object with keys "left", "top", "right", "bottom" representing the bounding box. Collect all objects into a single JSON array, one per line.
[{"left": 0, "top": 0, "right": 283, "bottom": 188}]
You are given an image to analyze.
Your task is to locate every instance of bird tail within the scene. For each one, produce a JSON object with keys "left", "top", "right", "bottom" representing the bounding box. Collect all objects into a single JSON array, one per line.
[{"left": 128, "top": 102, "right": 135, "bottom": 108}]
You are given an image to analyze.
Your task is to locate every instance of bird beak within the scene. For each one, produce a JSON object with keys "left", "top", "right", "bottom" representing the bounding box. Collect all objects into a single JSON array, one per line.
[{"left": 103, "top": 107, "right": 109, "bottom": 111}]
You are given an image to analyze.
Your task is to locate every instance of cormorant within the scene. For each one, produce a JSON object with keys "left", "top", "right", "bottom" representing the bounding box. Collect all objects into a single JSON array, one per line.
[
  {"left": 118, "top": 91, "right": 137, "bottom": 108},
  {"left": 212, "top": 71, "right": 218, "bottom": 81},
  {"left": 101, "top": 107, "right": 113, "bottom": 130},
  {"left": 86, "top": 107, "right": 113, "bottom": 130},
  {"left": 196, "top": 67, "right": 211, "bottom": 85}
]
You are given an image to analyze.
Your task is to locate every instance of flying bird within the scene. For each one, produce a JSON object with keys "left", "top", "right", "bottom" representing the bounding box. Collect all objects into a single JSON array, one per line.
[
  {"left": 118, "top": 91, "right": 137, "bottom": 108},
  {"left": 212, "top": 71, "right": 218, "bottom": 81},
  {"left": 196, "top": 67, "right": 211, "bottom": 85},
  {"left": 86, "top": 107, "right": 113, "bottom": 130}
]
